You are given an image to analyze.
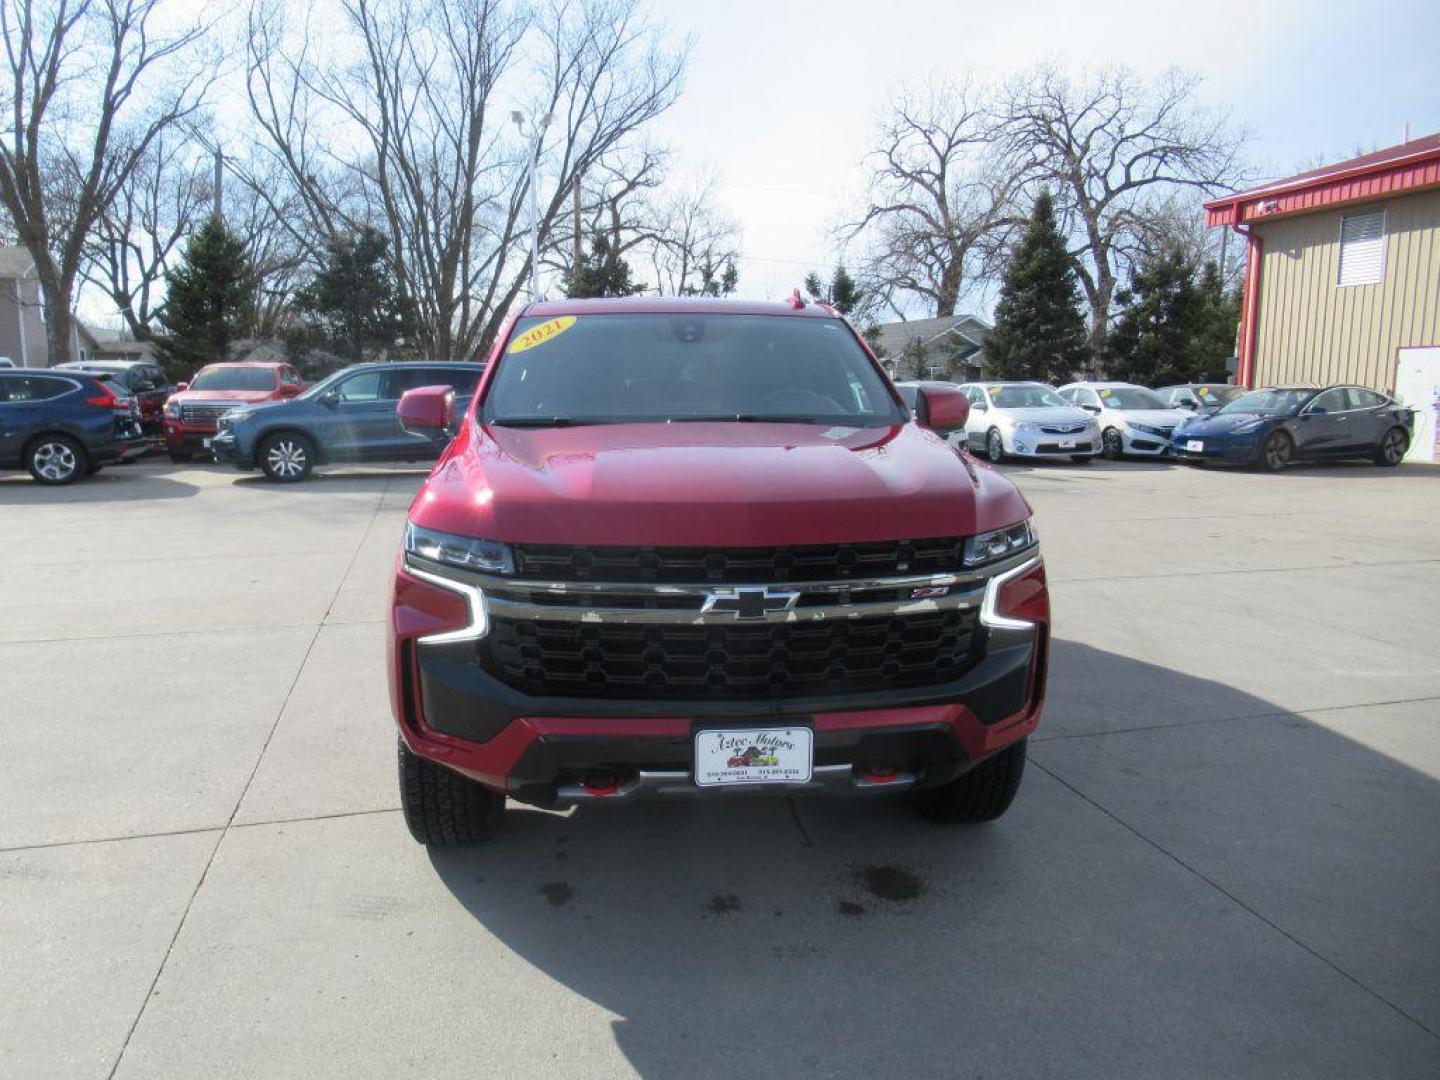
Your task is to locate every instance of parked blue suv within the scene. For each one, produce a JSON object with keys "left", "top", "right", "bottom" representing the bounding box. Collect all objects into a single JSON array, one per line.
[
  {"left": 1, "top": 368, "right": 147, "bottom": 484},
  {"left": 209, "top": 361, "right": 485, "bottom": 481}
]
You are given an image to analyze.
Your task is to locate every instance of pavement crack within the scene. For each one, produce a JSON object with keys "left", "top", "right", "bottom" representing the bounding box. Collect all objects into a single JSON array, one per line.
[
  {"left": 785, "top": 796, "right": 814, "bottom": 848},
  {"left": 1031, "top": 759, "right": 1440, "bottom": 1043}
]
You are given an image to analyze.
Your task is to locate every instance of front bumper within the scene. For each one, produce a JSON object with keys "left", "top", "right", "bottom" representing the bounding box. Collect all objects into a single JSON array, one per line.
[
  {"left": 1119, "top": 428, "right": 1174, "bottom": 456},
  {"left": 1170, "top": 432, "right": 1263, "bottom": 463},
  {"left": 208, "top": 430, "right": 250, "bottom": 467},
  {"left": 388, "top": 558, "right": 1048, "bottom": 807},
  {"left": 163, "top": 420, "right": 217, "bottom": 452},
  {"left": 1006, "top": 431, "right": 1099, "bottom": 459}
]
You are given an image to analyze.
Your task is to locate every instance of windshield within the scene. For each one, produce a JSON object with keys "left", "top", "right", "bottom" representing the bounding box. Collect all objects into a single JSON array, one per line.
[
  {"left": 190, "top": 366, "right": 276, "bottom": 392},
  {"left": 1194, "top": 385, "right": 1242, "bottom": 407},
  {"left": 1098, "top": 386, "right": 1167, "bottom": 410},
  {"left": 483, "top": 314, "right": 905, "bottom": 427},
  {"left": 990, "top": 384, "right": 1068, "bottom": 409},
  {"left": 1217, "top": 389, "right": 1311, "bottom": 417}
]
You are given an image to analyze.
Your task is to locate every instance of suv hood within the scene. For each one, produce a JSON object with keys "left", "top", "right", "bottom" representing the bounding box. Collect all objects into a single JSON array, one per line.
[
  {"left": 410, "top": 421, "right": 1031, "bottom": 547},
  {"left": 169, "top": 388, "right": 278, "bottom": 404}
]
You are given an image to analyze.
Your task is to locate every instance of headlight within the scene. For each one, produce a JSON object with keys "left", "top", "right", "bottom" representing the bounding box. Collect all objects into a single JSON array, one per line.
[
  {"left": 963, "top": 520, "right": 1037, "bottom": 568},
  {"left": 403, "top": 522, "right": 514, "bottom": 574},
  {"left": 164, "top": 399, "right": 181, "bottom": 418}
]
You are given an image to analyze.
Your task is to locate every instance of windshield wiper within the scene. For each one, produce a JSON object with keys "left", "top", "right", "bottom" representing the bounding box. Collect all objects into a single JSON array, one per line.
[
  {"left": 667, "top": 414, "right": 830, "bottom": 424},
  {"left": 489, "top": 416, "right": 590, "bottom": 428}
]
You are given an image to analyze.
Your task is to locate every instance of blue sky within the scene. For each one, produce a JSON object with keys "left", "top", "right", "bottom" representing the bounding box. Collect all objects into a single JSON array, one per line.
[{"left": 645, "top": 0, "right": 1440, "bottom": 312}]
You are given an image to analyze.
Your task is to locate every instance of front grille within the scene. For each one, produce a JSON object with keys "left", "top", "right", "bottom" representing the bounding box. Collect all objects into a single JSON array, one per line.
[
  {"left": 511, "top": 537, "right": 966, "bottom": 584},
  {"left": 483, "top": 609, "right": 980, "bottom": 699},
  {"left": 1040, "top": 422, "right": 1087, "bottom": 435},
  {"left": 179, "top": 402, "right": 233, "bottom": 423}
]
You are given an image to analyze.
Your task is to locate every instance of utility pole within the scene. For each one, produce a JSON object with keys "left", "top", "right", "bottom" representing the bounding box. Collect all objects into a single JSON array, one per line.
[{"left": 511, "top": 111, "right": 551, "bottom": 302}]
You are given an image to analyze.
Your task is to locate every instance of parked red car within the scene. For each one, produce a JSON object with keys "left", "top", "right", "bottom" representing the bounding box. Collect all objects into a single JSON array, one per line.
[
  {"left": 162, "top": 362, "right": 304, "bottom": 461},
  {"left": 387, "top": 297, "right": 1050, "bottom": 846}
]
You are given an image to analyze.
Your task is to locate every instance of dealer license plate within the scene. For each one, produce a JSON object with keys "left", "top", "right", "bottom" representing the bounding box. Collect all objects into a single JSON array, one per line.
[
  {"left": 694, "top": 727, "right": 813, "bottom": 787},
  {"left": 1186, "top": 440, "right": 1203, "bottom": 452},
  {"left": 1058, "top": 439, "right": 1076, "bottom": 449}
]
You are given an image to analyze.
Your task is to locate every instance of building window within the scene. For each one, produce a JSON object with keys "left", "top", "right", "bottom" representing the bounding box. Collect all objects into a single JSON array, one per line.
[{"left": 1337, "top": 209, "right": 1385, "bottom": 286}]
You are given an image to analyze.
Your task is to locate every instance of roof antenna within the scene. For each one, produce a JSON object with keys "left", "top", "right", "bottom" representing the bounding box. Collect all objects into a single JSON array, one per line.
[{"left": 786, "top": 288, "right": 805, "bottom": 310}]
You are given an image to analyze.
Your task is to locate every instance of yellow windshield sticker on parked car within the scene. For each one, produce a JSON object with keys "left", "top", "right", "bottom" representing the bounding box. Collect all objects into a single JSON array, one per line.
[
  {"left": 1100, "top": 388, "right": 1114, "bottom": 397},
  {"left": 507, "top": 316, "right": 577, "bottom": 354}
]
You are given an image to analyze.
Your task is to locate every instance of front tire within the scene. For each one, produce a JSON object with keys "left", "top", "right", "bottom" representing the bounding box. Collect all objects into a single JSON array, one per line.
[
  {"left": 25, "top": 434, "right": 87, "bottom": 485},
  {"left": 398, "top": 740, "right": 504, "bottom": 846},
  {"left": 259, "top": 432, "right": 315, "bottom": 482},
  {"left": 913, "top": 738, "right": 1027, "bottom": 824},
  {"left": 1373, "top": 426, "right": 1409, "bottom": 466},
  {"left": 1260, "top": 430, "right": 1293, "bottom": 471},
  {"left": 1101, "top": 427, "right": 1124, "bottom": 460},
  {"left": 985, "top": 428, "right": 1005, "bottom": 464}
]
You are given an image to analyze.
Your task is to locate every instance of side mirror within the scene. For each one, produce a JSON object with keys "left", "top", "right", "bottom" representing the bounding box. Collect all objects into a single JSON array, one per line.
[
  {"left": 915, "top": 386, "right": 970, "bottom": 434},
  {"left": 278, "top": 383, "right": 302, "bottom": 398},
  {"left": 398, "top": 385, "right": 456, "bottom": 443},
  {"left": 176, "top": 382, "right": 189, "bottom": 392},
  {"left": 971, "top": 399, "right": 988, "bottom": 412},
  {"left": 1178, "top": 400, "right": 1196, "bottom": 411},
  {"left": 1081, "top": 403, "right": 1101, "bottom": 414}
]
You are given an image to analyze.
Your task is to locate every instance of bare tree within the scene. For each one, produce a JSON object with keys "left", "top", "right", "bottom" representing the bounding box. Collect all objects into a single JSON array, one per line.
[
  {"left": 846, "top": 79, "right": 1017, "bottom": 320},
  {"left": 81, "top": 130, "right": 207, "bottom": 339},
  {"left": 0, "top": 0, "right": 211, "bottom": 364},
  {"left": 648, "top": 176, "right": 739, "bottom": 296},
  {"left": 995, "top": 64, "right": 1248, "bottom": 356},
  {"left": 243, "top": 0, "right": 685, "bottom": 360}
]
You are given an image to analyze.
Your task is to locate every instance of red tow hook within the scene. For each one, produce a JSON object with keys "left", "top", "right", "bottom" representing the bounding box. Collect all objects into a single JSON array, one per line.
[
  {"left": 581, "top": 775, "right": 622, "bottom": 797},
  {"left": 861, "top": 766, "right": 900, "bottom": 784}
]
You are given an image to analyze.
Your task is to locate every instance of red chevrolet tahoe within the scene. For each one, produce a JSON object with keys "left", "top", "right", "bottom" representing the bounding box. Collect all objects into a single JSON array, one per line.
[
  {"left": 389, "top": 298, "right": 1049, "bottom": 845},
  {"left": 162, "top": 361, "right": 304, "bottom": 461}
]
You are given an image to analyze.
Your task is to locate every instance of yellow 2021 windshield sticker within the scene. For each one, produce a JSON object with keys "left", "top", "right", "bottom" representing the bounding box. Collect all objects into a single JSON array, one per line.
[{"left": 508, "top": 316, "right": 576, "bottom": 354}]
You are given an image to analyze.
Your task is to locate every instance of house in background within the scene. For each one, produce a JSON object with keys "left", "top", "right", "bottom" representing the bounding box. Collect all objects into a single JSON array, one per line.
[
  {"left": 870, "top": 314, "right": 992, "bottom": 382},
  {"left": 1204, "top": 135, "right": 1440, "bottom": 462},
  {"left": 0, "top": 245, "right": 105, "bottom": 367}
]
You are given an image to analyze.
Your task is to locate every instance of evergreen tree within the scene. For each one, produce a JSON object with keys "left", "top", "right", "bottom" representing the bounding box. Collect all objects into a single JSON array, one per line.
[
  {"left": 153, "top": 218, "right": 257, "bottom": 378},
  {"left": 985, "top": 192, "right": 1091, "bottom": 383},
  {"left": 681, "top": 256, "right": 738, "bottom": 297},
  {"left": 567, "top": 234, "right": 646, "bottom": 298},
  {"left": 803, "top": 264, "right": 865, "bottom": 315},
  {"left": 289, "top": 228, "right": 414, "bottom": 363},
  {"left": 1107, "top": 251, "right": 1240, "bottom": 385}
]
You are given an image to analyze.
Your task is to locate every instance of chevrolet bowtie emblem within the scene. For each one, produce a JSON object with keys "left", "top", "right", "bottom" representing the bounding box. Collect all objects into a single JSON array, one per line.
[{"left": 701, "top": 586, "right": 802, "bottom": 620}]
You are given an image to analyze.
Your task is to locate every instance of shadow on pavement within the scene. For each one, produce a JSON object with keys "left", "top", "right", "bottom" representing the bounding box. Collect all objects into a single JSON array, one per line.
[
  {"left": 427, "top": 640, "right": 1439, "bottom": 1079},
  {"left": 232, "top": 467, "right": 431, "bottom": 492},
  {"left": 0, "top": 468, "right": 198, "bottom": 505}
]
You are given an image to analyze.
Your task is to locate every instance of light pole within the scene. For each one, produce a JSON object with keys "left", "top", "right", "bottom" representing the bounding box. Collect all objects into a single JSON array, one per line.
[{"left": 511, "top": 110, "right": 551, "bottom": 301}]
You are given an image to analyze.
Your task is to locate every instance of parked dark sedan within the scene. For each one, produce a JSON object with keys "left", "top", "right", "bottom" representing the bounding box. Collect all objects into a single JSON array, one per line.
[
  {"left": 1156, "top": 383, "right": 1243, "bottom": 415},
  {"left": 1172, "top": 385, "right": 1413, "bottom": 470},
  {"left": 209, "top": 361, "right": 485, "bottom": 481},
  {"left": 0, "top": 369, "right": 148, "bottom": 483}
]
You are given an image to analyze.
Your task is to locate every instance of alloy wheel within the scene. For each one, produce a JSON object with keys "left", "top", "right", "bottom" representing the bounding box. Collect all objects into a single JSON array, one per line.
[
  {"left": 987, "top": 429, "right": 1004, "bottom": 463},
  {"left": 266, "top": 439, "right": 308, "bottom": 479},
  {"left": 1102, "top": 428, "right": 1123, "bottom": 459},
  {"left": 33, "top": 441, "right": 78, "bottom": 482},
  {"left": 1382, "top": 428, "right": 1408, "bottom": 464},
  {"left": 1264, "top": 433, "right": 1291, "bottom": 470}
]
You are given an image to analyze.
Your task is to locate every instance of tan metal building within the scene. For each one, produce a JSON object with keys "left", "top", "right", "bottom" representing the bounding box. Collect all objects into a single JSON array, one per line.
[{"left": 1205, "top": 136, "right": 1440, "bottom": 396}]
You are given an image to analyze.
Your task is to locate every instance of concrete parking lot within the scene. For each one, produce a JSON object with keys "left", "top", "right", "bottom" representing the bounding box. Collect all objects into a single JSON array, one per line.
[{"left": 2, "top": 456, "right": 1438, "bottom": 1079}]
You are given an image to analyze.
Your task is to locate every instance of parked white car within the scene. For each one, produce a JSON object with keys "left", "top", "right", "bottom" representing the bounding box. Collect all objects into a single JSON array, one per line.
[
  {"left": 1057, "top": 382, "right": 1191, "bottom": 459},
  {"left": 954, "top": 382, "right": 1101, "bottom": 463}
]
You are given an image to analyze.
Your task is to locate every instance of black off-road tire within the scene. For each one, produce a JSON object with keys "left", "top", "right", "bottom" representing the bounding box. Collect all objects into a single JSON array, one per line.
[
  {"left": 913, "top": 738, "right": 1027, "bottom": 824},
  {"left": 1260, "top": 430, "right": 1293, "bottom": 472},
  {"left": 398, "top": 739, "right": 504, "bottom": 846},
  {"left": 1373, "top": 426, "right": 1409, "bottom": 467},
  {"left": 25, "top": 434, "right": 87, "bottom": 485},
  {"left": 168, "top": 451, "right": 194, "bottom": 464}
]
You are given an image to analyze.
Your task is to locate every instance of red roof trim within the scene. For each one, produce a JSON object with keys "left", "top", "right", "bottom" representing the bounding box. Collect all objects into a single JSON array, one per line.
[{"left": 1205, "top": 134, "right": 1440, "bottom": 227}]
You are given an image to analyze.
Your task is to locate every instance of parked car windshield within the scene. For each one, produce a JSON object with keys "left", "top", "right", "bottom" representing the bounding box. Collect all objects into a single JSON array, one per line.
[
  {"left": 484, "top": 314, "right": 905, "bottom": 427},
  {"left": 1097, "top": 386, "right": 1168, "bottom": 410},
  {"left": 1217, "top": 389, "right": 1312, "bottom": 417},
  {"left": 990, "top": 385, "right": 1069, "bottom": 409},
  {"left": 190, "top": 366, "right": 275, "bottom": 392},
  {"left": 1194, "top": 385, "right": 1243, "bottom": 406}
]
